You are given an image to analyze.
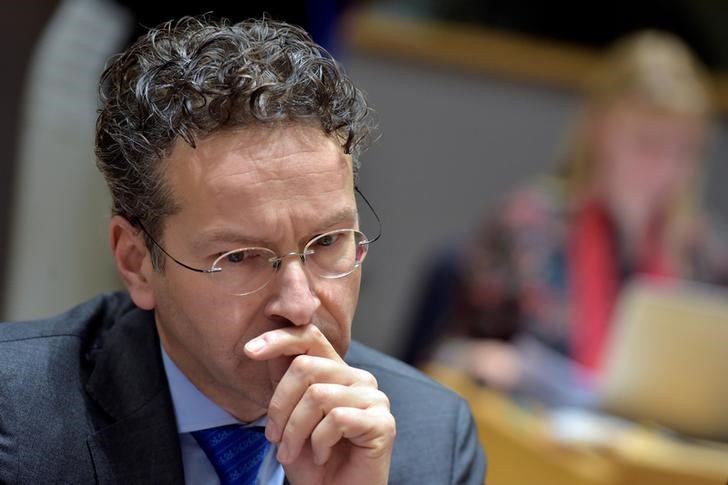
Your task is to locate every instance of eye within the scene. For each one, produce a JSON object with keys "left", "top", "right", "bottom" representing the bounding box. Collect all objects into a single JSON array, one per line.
[
  {"left": 212, "top": 248, "right": 274, "bottom": 274},
  {"left": 315, "top": 233, "right": 339, "bottom": 247},
  {"left": 218, "top": 249, "right": 266, "bottom": 265},
  {"left": 226, "top": 251, "right": 246, "bottom": 263}
]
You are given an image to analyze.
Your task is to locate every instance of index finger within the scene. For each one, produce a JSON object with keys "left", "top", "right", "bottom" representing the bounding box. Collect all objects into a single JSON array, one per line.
[{"left": 244, "top": 324, "right": 344, "bottom": 363}]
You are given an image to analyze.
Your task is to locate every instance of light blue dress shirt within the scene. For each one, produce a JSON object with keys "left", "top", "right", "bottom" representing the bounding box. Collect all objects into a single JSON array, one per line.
[{"left": 160, "top": 346, "right": 285, "bottom": 485}]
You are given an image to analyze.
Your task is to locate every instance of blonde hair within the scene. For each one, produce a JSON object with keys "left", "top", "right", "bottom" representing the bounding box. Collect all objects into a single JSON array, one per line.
[
  {"left": 562, "top": 30, "right": 712, "bottom": 195},
  {"left": 559, "top": 30, "right": 714, "bottom": 267}
]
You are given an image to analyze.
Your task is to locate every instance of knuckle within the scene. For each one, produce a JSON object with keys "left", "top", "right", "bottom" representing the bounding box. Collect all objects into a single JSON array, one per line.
[
  {"left": 290, "top": 354, "right": 314, "bottom": 376},
  {"left": 328, "top": 406, "right": 351, "bottom": 424},
  {"left": 355, "top": 369, "right": 378, "bottom": 388},
  {"left": 374, "top": 390, "right": 391, "bottom": 409},
  {"left": 307, "top": 383, "right": 333, "bottom": 404},
  {"left": 370, "top": 409, "right": 397, "bottom": 444},
  {"left": 383, "top": 414, "right": 397, "bottom": 440}
]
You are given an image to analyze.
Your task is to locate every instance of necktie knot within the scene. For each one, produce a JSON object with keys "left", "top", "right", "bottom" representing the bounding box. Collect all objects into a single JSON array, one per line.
[{"left": 192, "top": 424, "right": 270, "bottom": 485}]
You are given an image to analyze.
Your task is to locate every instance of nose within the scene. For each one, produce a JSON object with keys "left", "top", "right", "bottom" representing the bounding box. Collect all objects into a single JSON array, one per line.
[{"left": 264, "top": 256, "right": 321, "bottom": 326}]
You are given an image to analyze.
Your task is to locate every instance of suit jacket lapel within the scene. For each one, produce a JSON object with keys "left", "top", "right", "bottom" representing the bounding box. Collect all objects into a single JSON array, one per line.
[{"left": 85, "top": 307, "right": 184, "bottom": 484}]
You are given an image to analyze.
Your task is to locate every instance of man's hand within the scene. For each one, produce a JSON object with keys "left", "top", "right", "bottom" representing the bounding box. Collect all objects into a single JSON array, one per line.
[{"left": 244, "top": 325, "right": 396, "bottom": 485}]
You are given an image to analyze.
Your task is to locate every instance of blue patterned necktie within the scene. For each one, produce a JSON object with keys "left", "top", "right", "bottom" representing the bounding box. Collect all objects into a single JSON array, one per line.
[{"left": 192, "top": 424, "right": 270, "bottom": 485}]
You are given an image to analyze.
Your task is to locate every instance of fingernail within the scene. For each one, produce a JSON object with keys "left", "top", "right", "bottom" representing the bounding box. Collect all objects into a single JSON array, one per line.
[
  {"left": 245, "top": 337, "right": 265, "bottom": 353},
  {"left": 277, "top": 442, "right": 289, "bottom": 463}
]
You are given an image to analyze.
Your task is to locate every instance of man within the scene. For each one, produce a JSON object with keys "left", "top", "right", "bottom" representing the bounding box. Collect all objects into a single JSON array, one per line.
[{"left": 0, "top": 17, "right": 485, "bottom": 484}]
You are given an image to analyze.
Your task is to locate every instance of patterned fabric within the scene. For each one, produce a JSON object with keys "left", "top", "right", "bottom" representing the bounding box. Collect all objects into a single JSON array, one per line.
[
  {"left": 567, "top": 200, "right": 677, "bottom": 370},
  {"left": 406, "top": 176, "right": 728, "bottom": 367},
  {"left": 192, "top": 425, "right": 270, "bottom": 485}
]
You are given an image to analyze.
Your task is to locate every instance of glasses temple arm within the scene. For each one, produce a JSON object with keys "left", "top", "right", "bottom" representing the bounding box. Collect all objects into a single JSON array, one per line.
[
  {"left": 134, "top": 219, "right": 218, "bottom": 273},
  {"left": 354, "top": 185, "right": 382, "bottom": 243}
]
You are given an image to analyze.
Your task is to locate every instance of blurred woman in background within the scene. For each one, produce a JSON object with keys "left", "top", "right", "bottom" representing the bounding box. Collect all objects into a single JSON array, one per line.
[{"left": 409, "top": 30, "right": 728, "bottom": 403}]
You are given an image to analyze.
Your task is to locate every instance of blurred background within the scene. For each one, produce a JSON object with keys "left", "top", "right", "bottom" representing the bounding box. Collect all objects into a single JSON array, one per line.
[
  {"left": 3, "top": 1, "right": 728, "bottom": 483},
  {"left": 5, "top": 0, "right": 728, "bottom": 350}
]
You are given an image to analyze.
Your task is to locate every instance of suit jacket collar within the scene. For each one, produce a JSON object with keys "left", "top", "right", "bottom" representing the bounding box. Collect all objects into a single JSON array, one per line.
[
  {"left": 82, "top": 296, "right": 327, "bottom": 484},
  {"left": 85, "top": 306, "right": 185, "bottom": 483}
]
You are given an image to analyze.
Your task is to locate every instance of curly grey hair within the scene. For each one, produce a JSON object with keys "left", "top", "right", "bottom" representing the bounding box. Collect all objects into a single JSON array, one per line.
[{"left": 95, "top": 16, "right": 375, "bottom": 269}]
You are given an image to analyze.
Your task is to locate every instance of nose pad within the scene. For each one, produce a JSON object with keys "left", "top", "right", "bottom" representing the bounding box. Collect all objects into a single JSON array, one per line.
[
  {"left": 272, "top": 251, "right": 308, "bottom": 271},
  {"left": 265, "top": 255, "right": 321, "bottom": 326}
]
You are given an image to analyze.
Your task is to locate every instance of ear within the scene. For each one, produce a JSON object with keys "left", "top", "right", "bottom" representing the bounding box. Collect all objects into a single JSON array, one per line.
[{"left": 109, "top": 215, "right": 156, "bottom": 310}]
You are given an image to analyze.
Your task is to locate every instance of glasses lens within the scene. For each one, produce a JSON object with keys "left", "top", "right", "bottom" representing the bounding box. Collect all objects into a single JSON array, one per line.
[
  {"left": 211, "top": 247, "right": 277, "bottom": 295},
  {"left": 306, "top": 229, "right": 369, "bottom": 278}
]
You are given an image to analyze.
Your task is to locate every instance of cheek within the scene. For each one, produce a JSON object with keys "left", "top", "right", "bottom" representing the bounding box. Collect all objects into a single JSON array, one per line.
[
  {"left": 654, "top": 162, "right": 693, "bottom": 201},
  {"left": 316, "top": 273, "right": 360, "bottom": 349},
  {"left": 154, "top": 270, "right": 263, "bottom": 351},
  {"left": 337, "top": 271, "right": 362, "bottom": 319}
]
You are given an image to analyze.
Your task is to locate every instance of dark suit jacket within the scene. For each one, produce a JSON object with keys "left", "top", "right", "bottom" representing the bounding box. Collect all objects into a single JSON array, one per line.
[{"left": 0, "top": 292, "right": 485, "bottom": 484}]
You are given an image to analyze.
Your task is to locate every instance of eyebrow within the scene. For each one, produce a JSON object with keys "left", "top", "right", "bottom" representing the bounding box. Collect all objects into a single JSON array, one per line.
[{"left": 190, "top": 207, "right": 358, "bottom": 251}]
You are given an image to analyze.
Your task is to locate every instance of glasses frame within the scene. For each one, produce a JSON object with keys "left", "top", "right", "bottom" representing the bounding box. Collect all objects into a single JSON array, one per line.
[{"left": 136, "top": 186, "right": 382, "bottom": 295}]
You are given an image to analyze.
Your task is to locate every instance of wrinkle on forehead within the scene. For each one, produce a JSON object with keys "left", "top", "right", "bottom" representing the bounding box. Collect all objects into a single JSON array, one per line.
[
  {"left": 213, "top": 166, "right": 350, "bottom": 208},
  {"left": 165, "top": 124, "right": 353, "bottom": 209},
  {"left": 161, "top": 123, "right": 356, "bottom": 251}
]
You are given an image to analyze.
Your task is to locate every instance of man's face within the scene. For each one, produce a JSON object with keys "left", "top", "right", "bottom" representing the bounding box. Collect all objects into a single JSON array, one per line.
[{"left": 149, "top": 124, "right": 361, "bottom": 421}]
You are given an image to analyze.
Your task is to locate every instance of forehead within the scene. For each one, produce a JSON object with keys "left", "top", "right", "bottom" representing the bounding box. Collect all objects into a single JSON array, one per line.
[
  {"left": 161, "top": 124, "right": 355, "bottom": 230},
  {"left": 601, "top": 100, "right": 705, "bottom": 130}
]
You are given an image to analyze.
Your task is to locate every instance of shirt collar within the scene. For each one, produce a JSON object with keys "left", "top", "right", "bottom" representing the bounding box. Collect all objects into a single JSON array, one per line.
[{"left": 160, "top": 344, "right": 265, "bottom": 433}]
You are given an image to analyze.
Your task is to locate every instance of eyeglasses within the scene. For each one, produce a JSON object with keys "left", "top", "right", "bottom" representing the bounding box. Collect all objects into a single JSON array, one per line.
[{"left": 137, "top": 186, "right": 381, "bottom": 296}]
